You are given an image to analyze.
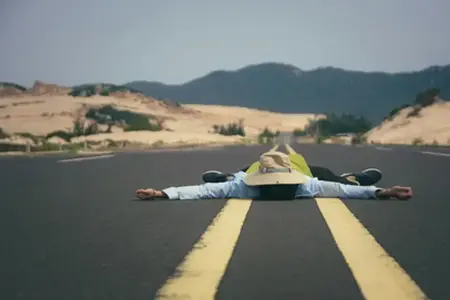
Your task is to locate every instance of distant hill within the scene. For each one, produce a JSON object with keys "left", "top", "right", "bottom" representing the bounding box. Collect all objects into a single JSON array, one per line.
[{"left": 125, "top": 63, "right": 450, "bottom": 122}]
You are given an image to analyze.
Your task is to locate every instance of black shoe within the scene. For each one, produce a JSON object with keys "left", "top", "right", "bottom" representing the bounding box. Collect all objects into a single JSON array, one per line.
[
  {"left": 202, "top": 170, "right": 232, "bottom": 183},
  {"left": 340, "top": 168, "right": 382, "bottom": 186}
]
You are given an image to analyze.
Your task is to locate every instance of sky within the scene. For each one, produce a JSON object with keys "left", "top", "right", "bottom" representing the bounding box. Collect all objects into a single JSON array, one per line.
[{"left": 1, "top": 0, "right": 449, "bottom": 87}]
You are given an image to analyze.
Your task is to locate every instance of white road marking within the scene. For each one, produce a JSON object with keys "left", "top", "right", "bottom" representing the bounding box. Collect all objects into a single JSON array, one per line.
[
  {"left": 421, "top": 151, "right": 450, "bottom": 157},
  {"left": 57, "top": 154, "right": 115, "bottom": 163},
  {"left": 375, "top": 147, "right": 392, "bottom": 151}
]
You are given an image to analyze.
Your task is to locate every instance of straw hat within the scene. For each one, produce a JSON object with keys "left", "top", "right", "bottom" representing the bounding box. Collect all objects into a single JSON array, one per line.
[{"left": 244, "top": 151, "right": 308, "bottom": 186}]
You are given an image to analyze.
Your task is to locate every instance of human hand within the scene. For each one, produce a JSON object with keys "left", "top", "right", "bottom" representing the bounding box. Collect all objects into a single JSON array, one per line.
[
  {"left": 376, "top": 186, "right": 412, "bottom": 200},
  {"left": 136, "top": 188, "right": 167, "bottom": 200},
  {"left": 136, "top": 188, "right": 156, "bottom": 200}
]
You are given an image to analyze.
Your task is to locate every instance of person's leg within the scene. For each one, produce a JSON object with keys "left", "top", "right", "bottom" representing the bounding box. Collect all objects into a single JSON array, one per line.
[
  {"left": 340, "top": 168, "right": 383, "bottom": 186},
  {"left": 202, "top": 164, "right": 251, "bottom": 183},
  {"left": 309, "top": 165, "right": 382, "bottom": 186},
  {"left": 309, "top": 165, "right": 359, "bottom": 185}
]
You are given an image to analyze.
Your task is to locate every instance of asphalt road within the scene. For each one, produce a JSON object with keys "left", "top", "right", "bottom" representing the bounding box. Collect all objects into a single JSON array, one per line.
[{"left": 1, "top": 143, "right": 449, "bottom": 300}]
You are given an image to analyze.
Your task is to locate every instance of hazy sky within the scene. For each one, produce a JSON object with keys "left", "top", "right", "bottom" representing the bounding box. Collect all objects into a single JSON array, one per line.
[{"left": 1, "top": 0, "right": 449, "bottom": 87}]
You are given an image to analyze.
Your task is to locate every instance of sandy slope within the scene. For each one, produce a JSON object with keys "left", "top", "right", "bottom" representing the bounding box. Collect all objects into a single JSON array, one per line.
[
  {"left": 0, "top": 92, "right": 321, "bottom": 146},
  {"left": 365, "top": 102, "right": 450, "bottom": 145}
]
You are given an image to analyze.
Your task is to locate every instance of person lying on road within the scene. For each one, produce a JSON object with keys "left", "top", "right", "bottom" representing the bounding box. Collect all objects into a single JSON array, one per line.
[
  {"left": 201, "top": 164, "right": 382, "bottom": 186},
  {"left": 135, "top": 151, "right": 413, "bottom": 201}
]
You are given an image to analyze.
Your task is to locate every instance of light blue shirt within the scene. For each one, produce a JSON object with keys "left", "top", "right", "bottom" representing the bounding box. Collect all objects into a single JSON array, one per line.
[{"left": 162, "top": 171, "right": 380, "bottom": 200}]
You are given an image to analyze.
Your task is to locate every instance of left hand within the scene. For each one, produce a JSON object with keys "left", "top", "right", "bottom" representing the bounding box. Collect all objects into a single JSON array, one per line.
[{"left": 136, "top": 188, "right": 156, "bottom": 200}]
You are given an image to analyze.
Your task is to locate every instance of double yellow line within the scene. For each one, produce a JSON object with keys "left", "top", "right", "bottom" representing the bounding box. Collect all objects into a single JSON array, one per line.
[
  {"left": 155, "top": 144, "right": 428, "bottom": 300},
  {"left": 286, "top": 143, "right": 427, "bottom": 300}
]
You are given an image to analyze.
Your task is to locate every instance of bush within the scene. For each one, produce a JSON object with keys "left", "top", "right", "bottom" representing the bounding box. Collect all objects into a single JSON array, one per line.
[
  {"left": 412, "top": 137, "right": 424, "bottom": 145},
  {"left": 351, "top": 134, "right": 367, "bottom": 145},
  {"left": 292, "top": 128, "right": 307, "bottom": 136},
  {"left": 86, "top": 105, "right": 162, "bottom": 131},
  {"left": 35, "top": 142, "right": 61, "bottom": 152},
  {"left": 212, "top": 122, "right": 245, "bottom": 136},
  {"left": 315, "top": 135, "right": 326, "bottom": 144},
  {"left": 69, "top": 84, "right": 141, "bottom": 97},
  {"left": 385, "top": 104, "right": 410, "bottom": 121},
  {"left": 258, "top": 127, "right": 279, "bottom": 144},
  {"left": 46, "top": 130, "right": 73, "bottom": 142},
  {"left": 304, "top": 113, "right": 372, "bottom": 137},
  {"left": 0, "top": 127, "right": 10, "bottom": 139},
  {"left": 406, "top": 106, "right": 421, "bottom": 118}
]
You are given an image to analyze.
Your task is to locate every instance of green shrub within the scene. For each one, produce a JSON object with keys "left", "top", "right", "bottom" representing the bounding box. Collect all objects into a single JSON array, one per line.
[
  {"left": 86, "top": 105, "right": 162, "bottom": 131},
  {"left": 257, "top": 127, "right": 278, "bottom": 144},
  {"left": 69, "top": 84, "right": 141, "bottom": 97},
  {"left": 212, "top": 122, "right": 245, "bottom": 136},
  {"left": 304, "top": 113, "right": 372, "bottom": 137}
]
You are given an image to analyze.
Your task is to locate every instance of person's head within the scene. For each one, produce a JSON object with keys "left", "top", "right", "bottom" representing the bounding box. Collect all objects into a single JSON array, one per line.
[{"left": 244, "top": 151, "right": 307, "bottom": 200}]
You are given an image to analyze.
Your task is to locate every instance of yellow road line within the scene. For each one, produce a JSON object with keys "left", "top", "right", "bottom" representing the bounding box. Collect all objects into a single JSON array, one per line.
[
  {"left": 316, "top": 198, "right": 428, "bottom": 300},
  {"left": 284, "top": 143, "right": 295, "bottom": 154},
  {"left": 269, "top": 144, "right": 279, "bottom": 151},
  {"left": 273, "top": 143, "right": 426, "bottom": 298},
  {"left": 155, "top": 199, "right": 252, "bottom": 300}
]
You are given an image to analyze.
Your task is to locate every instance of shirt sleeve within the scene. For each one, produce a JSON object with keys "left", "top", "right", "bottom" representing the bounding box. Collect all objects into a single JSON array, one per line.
[
  {"left": 312, "top": 179, "right": 380, "bottom": 199},
  {"left": 162, "top": 182, "right": 234, "bottom": 200},
  {"left": 161, "top": 172, "right": 258, "bottom": 200}
]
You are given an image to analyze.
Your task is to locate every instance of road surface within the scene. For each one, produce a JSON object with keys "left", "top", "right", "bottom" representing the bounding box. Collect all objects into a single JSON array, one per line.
[{"left": 1, "top": 143, "right": 449, "bottom": 300}]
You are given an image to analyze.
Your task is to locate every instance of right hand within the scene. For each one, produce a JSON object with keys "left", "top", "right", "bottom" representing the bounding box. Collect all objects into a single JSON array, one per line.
[{"left": 376, "top": 186, "right": 413, "bottom": 200}]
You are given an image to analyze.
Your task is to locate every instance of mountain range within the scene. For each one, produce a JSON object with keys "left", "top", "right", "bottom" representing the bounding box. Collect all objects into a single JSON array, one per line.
[{"left": 125, "top": 63, "right": 450, "bottom": 122}]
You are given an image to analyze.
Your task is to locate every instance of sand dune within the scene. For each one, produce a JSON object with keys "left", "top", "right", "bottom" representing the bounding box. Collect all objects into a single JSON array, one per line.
[
  {"left": 366, "top": 102, "right": 450, "bottom": 145},
  {"left": 2, "top": 81, "right": 448, "bottom": 148},
  {"left": 0, "top": 87, "right": 321, "bottom": 147}
]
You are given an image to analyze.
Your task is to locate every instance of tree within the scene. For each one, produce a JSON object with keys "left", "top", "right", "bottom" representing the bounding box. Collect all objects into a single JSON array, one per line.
[
  {"left": 72, "top": 118, "right": 85, "bottom": 137},
  {"left": 84, "top": 121, "right": 99, "bottom": 135},
  {"left": 415, "top": 88, "right": 440, "bottom": 107},
  {"left": 303, "top": 113, "right": 372, "bottom": 137}
]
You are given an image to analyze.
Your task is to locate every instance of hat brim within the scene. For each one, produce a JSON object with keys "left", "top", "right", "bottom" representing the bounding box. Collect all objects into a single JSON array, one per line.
[{"left": 244, "top": 170, "right": 308, "bottom": 186}]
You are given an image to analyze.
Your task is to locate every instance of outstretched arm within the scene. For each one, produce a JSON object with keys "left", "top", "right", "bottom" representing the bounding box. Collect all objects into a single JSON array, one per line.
[
  {"left": 136, "top": 182, "right": 234, "bottom": 200},
  {"left": 136, "top": 172, "right": 258, "bottom": 200},
  {"left": 313, "top": 180, "right": 412, "bottom": 200}
]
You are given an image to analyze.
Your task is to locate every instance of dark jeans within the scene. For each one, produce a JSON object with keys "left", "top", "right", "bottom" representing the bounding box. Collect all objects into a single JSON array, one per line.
[{"left": 240, "top": 165, "right": 355, "bottom": 185}]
